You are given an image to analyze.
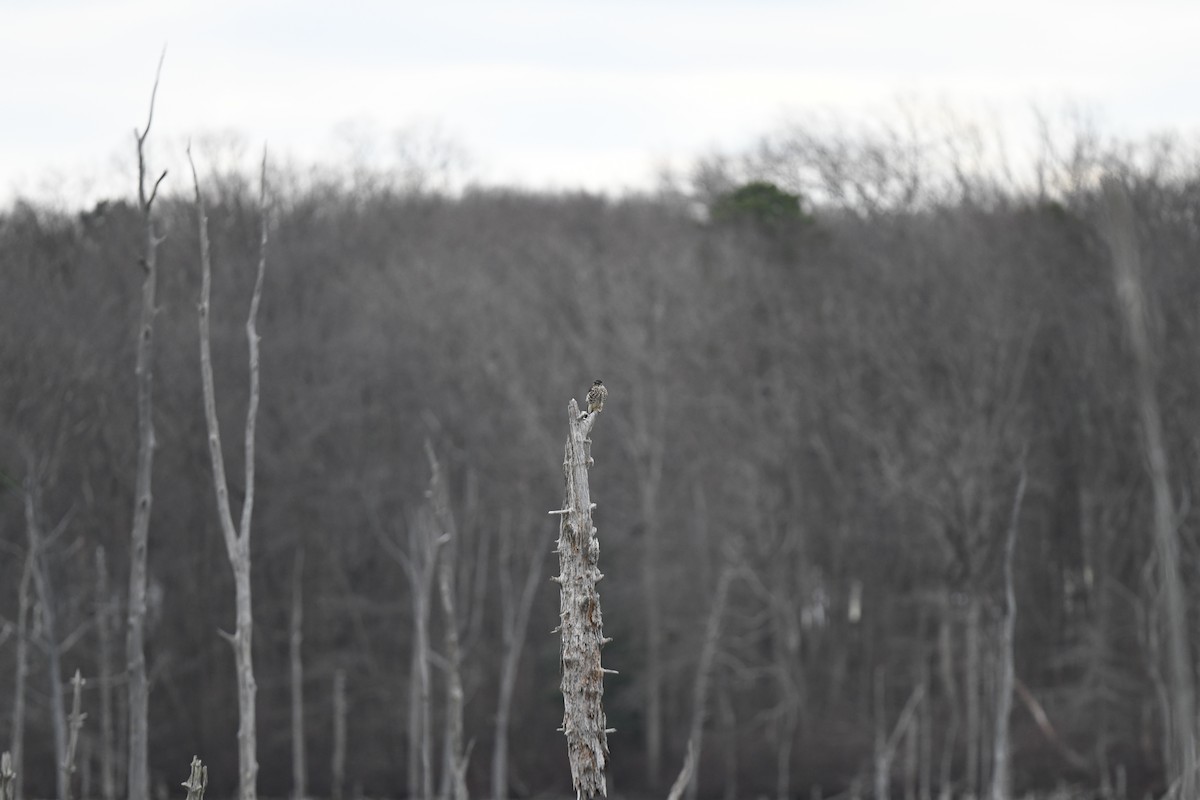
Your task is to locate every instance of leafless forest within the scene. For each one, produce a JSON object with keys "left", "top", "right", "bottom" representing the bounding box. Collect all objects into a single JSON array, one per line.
[{"left": 5, "top": 114, "right": 1200, "bottom": 800}]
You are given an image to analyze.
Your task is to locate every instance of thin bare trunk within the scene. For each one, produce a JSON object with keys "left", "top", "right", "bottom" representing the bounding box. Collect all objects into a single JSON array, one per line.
[
  {"left": 9, "top": 542, "right": 34, "bottom": 800},
  {"left": 127, "top": 51, "right": 166, "bottom": 800},
  {"left": 964, "top": 595, "right": 981, "bottom": 798},
  {"left": 918, "top": 656, "right": 932, "bottom": 800},
  {"left": 427, "top": 444, "right": 467, "bottom": 800},
  {"left": 23, "top": 457, "right": 68, "bottom": 800},
  {"left": 936, "top": 593, "right": 958, "bottom": 800},
  {"left": 683, "top": 563, "right": 734, "bottom": 800},
  {"left": 95, "top": 548, "right": 116, "bottom": 800},
  {"left": 1104, "top": 177, "right": 1196, "bottom": 798},
  {"left": 63, "top": 670, "right": 85, "bottom": 800},
  {"left": 642, "top": 486, "right": 663, "bottom": 791},
  {"left": 406, "top": 514, "right": 438, "bottom": 800},
  {"left": 331, "top": 670, "right": 346, "bottom": 800},
  {"left": 492, "top": 512, "right": 545, "bottom": 800},
  {"left": 189, "top": 146, "right": 268, "bottom": 800},
  {"left": 718, "top": 688, "right": 737, "bottom": 800},
  {"left": 290, "top": 546, "right": 306, "bottom": 800},
  {"left": 990, "top": 464, "right": 1026, "bottom": 800}
]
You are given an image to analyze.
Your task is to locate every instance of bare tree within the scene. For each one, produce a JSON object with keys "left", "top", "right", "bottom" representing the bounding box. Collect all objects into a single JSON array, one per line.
[
  {"left": 8, "top": 530, "right": 35, "bottom": 800},
  {"left": 427, "top": 443, "right": 468, "bottom": 800},
  {"left": 682, "top": 560, "right": 735, "bottom": 800},
  {"left": 290, "top": 546, "right": 306, "bottom": 800},
  {"left": 330, "top": 670, "right": 346, "bottom": 800},
  {"left": 1103, "top": 177, "right": 1195, "bottom": 798},
  {"left": 491, "top": 508, "right": 546, "bottom": 800},
  {"left": 189, "top": 146, "right": 270, "bottom": 800},
  {"left": 22, "top": 450, "right": 71, "bottom": 800},
  {"left": 94, "top": 548, "right": 117, "bottom": 800},
  {"left": 62, "top": 671, "right": 86, "bottom": 800},
  {"left": 989, "top": 461, "right": 1027, "bottom": 800},
  {"left": 127, "top": 51, "right": 167, "bottom": 800},
  {"left": 552, "top": 396, "right": 612, "bottom": 799}
]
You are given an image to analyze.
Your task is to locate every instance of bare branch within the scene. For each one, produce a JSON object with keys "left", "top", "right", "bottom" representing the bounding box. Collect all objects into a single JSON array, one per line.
[
  {"left": 239, "top": 147, "right": 268, "bottom": 540},
  {"left": 135, "top": 47, "right": 166, "bottom": 146},
  {"left": 188, "top": 146, "right": 238, "bottom": 553}
]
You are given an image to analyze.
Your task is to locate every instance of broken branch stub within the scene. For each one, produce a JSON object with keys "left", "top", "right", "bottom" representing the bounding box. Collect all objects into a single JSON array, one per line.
[{"left": 554, "top": 398, "right": 610, "bottom": 798}]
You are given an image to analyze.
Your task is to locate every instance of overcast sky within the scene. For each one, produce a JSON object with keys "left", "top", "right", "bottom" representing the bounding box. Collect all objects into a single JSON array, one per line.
[{"left": 4, "top": 0, "right": 1199, "bottom": 206}]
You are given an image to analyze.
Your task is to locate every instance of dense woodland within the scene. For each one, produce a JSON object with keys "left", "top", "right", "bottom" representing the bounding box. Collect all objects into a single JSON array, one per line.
[{"left": 5, "top": 121, "right": 1200, "bottom": 800}]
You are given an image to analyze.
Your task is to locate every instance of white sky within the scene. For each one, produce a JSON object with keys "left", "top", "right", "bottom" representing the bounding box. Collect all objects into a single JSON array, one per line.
[{"left": 3, "top": 0, "right": 1200, "bottom": 206}]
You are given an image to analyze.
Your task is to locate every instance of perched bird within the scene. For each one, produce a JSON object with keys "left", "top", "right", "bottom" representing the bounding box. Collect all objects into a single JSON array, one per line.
[{"left": 586, "top": 379, "right": 608, "bottom": 415}]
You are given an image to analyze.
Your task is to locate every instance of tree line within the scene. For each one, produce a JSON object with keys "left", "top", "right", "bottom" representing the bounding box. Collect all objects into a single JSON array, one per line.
[{"left": 4, "top": 118, "right": 1200, "bottom": 799}]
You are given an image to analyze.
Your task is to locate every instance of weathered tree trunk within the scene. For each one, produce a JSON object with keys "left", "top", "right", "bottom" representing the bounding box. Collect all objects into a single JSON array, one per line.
[
  {"left": 190, "top": 147, "right": 269, "bottom": 800},
  {"left": 403, "top": 510, "right": 438, "bottom": 800},
  {"left": 290, "top": 546, "right": 307, "bottom": 800},
  {"left": 22, "top": 456, "right": 68, "bottom": 800},
  {"left": 1104, "top": 177, "right": 1196, "bottom": 798},
  {"left": 182, "top": 757, "right": 208, "bottom": 800},
  {"left": 63, "top": 670, "right": 86, "bottom": 800},
  {"left": 964, "top": 595, "right": 981, "bottom": 798},
  {"left": 552, "top": 398, "right": 611, "bottom": 798},
  {"left": 874, "top": 678, "right": 925, "bottom": 800},
  {"left": 127, "top": 52, "right": 166, "bottom": 800},
  {"left": 989, "top": 465, "right": 1026, "bottom": 800},
  {"left": 492, "top": 511, "right": 545, "bottom": 800},
  {"left": 94, "top": 547, "right": 117, "bottom": 800},
  {"left": 2, "top": 752, "right": 15, "bottom": 800},
  {"left": 9, "top": 539, "right": 34, "bottom": 800},
  {"left": 936, "top": 593, "right": 959, "bottom": 800},
  {"left": 683, "top": 562, "right": 734, "bottom": 800},
  {"left": 427, "top": 444, "right": 468, "bottom": 800},
  {"left": 331, "top": 670, "right": 346, "bottom": 800}
]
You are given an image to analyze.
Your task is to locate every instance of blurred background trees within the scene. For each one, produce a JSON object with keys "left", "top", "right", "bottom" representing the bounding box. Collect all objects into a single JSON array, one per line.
[{"left": 3, "top": 120, "right": 1200, "bottom": 799}]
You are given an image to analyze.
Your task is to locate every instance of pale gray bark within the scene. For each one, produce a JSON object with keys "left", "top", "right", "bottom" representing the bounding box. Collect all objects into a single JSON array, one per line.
[
  {"left": 426, "top": 443, "right": 468, "bottom": 800},
  {"left": 404, "top": 512, "right": 438, "bottom": 800},
  {"left": 873, "top": 677, "right": 925, "bottom": 800},
  {"left": 682, "top": 562, "right": 734, "bottom": 800},
  {"left": 23, "top": 455, "right": 68, "bottom": 800},
  {"left": 552, "top": 398, "right": 611, "bottom": 798},
  {"left": 2, "top": 752, "right": 14, "bottom": 800},
  {"left": 989, "top": 464, "right": 1027, "bottom": 800},
  {"left": 1103, "top": 176, "right": 1196, "bottom": 798},
  {"left": 63, "top": 670, "right": 86, "bottom": 800},
  {"left": 189, "top": 147, "right": 269, "bottom": 800},
  {"left": 331, "top": 670, "right": 346, "bottom": 800},
  {"left": 492, "top": 511, "right": 545, "bottom": 800},
  {"left": 182, "top": 757, "right": 208, "bottom": 800},
  {"left": 94, "top": 547, "right": 117, "bottom": 800},
  {"left": 964, "top": 595, "right": 981, "bottom": 798},
  {"left": 290, "top": 546, "right": 306, "bottom": 800},
  {"left": 127, "top": 52, "right": 166, "bottom": 800},
  {"left": 9, "top": 537, "right": 34, "bottom": 800}
]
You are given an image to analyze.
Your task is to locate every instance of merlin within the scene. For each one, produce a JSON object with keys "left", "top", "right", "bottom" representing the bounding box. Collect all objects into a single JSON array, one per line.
[{"left": 586, "top": 379, "right": 607, "bottom": 415}]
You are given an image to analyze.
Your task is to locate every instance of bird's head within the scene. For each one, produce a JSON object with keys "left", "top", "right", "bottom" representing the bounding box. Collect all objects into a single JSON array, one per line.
[{"left": 593, "top": 379, "right": 603, "bottom": 386}]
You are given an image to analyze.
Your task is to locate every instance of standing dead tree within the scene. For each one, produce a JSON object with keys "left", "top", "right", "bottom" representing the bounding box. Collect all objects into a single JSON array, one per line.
[
  {"left": 290, "top": 547, "right": 306, "bottom": 800},
  {"left": 2, "top": 752, "right": 14, "bottom": 800},
  {"left": 1103, "top": 177, "right": 1196, "bottom": 798},
  {"left": 94, "top": 548, "right": 117, "bottom": 800},
  {"left": 989, "top": 460, "right": 1027, "bottom": 800},
  {"left": 491, "top": 506, "right": 546, "bottom": 800},
  {"left": 189, "top": 146, "right": 270, "bottom": 800},
  {"left": 551, "top": 396, "right": 612, "bottom": 799},
  {"left": 127, "top": 50, "right": 166, "bottom": 800},
  {"left": 63, "top": 670, "right": 86, "bottom": 800},
  {"left": 22, "top": 449, "right": 73, "bottom": 800},
  {"left": 8, "top": 541, "right": 33, "bottom": 800},
  {"left": 426, "top": 443, "right": 468, "bottom": 800}
]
